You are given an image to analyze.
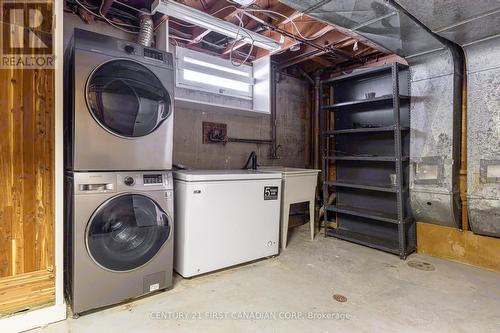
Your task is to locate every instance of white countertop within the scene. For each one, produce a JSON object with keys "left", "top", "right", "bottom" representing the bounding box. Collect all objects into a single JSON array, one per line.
[{"left": 258, "top": 166, "right": 321, "bottom": 175}]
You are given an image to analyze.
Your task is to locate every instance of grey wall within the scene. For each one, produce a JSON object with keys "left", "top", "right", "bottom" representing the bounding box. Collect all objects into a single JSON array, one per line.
[
  {"left": 174, "top": 74, "right": 310, "bottom": 169},
  {"left": 64, "top": 13, "right": 310, "bottom": 170}
]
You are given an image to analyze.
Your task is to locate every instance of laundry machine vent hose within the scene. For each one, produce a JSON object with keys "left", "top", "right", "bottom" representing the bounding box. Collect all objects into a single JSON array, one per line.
[{"left": 137, "top": 9, "right": 154, "bottom": 47}]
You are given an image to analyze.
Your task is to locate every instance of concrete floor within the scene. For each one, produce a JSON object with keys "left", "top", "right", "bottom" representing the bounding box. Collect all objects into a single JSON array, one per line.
[{"left": 33, "top": 225, "right": 500, "bottom": 333}]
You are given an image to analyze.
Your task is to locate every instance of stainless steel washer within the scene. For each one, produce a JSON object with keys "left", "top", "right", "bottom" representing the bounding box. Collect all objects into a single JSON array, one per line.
[
  {"left": 64, "top": 171, "right": 174, "bottom": 315},
  {"left": 65, "top": 29, "right": 174, "bottom": 171}
]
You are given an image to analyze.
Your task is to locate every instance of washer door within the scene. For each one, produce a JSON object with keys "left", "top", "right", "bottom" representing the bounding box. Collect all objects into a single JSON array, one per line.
[
  {"left": 86, "top": 59, "right": 172, "bottom": 138},
  {"left": 86, "top": 194, "right": 171, "bottom": 272}
]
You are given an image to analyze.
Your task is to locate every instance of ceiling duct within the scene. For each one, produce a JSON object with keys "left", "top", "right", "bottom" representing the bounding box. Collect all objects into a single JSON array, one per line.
[
  {"left": 395, "top": 1, "right": 500, "bottom": 238},
  {"left": 279, "top": 0, "right": 464, "bottom": 228}
]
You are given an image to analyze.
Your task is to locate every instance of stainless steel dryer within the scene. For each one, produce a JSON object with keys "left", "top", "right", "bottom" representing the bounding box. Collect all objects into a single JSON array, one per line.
[
  {"left": 65, "top": 29, "right": 174, "bottom": 171},
  {"left": 64, "top": 171, "right": 174, "bottom": 316}
]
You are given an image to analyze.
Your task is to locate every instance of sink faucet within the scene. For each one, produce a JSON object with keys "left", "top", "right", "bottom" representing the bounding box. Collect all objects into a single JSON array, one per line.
[{"left": 243, "top": 151, "right": 258, "bottom": 170}]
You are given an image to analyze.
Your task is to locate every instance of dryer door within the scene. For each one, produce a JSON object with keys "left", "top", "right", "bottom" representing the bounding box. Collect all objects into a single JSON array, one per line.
[
  {"left": 86, "top": 194, "right": 171, "bottom": 272},
  {"left": 86, "top": 59, "right": 172, "bottom": 138}
]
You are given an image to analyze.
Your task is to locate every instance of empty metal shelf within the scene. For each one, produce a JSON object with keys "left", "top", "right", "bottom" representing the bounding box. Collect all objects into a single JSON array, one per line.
[
  {"left": 325, "top": 126, "right": 410, "bottom": 135},
  {"left": 325, "top": 228, "right": 401, "bottom": 255},
  {"left": 326, "top": 204, "right": 402, "bottom": 224},
  {"left": 326, "top": 180, "right": 399, "bottom": 193},
  {"left": 326, "top": 155, "right": 409, "bottom": 162},
  {"left": 322, "top": 95, "right": 410, "bottom": 110},
  {"left": 322, "top": 65, "right": 394, "bottom": 84}
]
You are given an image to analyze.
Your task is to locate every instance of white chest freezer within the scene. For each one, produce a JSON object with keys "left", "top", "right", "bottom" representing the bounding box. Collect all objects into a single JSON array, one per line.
[{"left": 173, "top": 170, "right": 282, "bottom": 277}]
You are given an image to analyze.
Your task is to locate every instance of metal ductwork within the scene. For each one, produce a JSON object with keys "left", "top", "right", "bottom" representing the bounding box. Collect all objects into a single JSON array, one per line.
[
  {"left": 279, "top": 0, "right": 464, "bottom": 228},
  {"left": 394, "top": 1, "right": 500, "bottom": 237},
  {"left": 137, "top": 9, "right": 154, "bottom": 47}
]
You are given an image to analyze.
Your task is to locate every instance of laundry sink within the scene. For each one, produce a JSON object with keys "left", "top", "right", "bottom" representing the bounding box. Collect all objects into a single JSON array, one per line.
[{"left": 259, "top": 166, "right": 321, "bottom": 248}]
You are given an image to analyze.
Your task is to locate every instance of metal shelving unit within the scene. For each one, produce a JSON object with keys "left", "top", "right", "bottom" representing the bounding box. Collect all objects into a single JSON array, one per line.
[
  {"left": 321, "top": 63, "right": 415, "bottom": 259},
  {"left": 326, "top": 126, "right": 410, "bottom": 135},
  {"left": 322, "top": 94, "right": 410, "bottom": 110},
  {"left": 326, "top": 156, "right": 409, "bottom": 162}
]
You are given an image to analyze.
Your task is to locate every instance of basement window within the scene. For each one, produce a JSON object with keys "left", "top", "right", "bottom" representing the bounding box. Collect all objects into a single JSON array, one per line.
[{"left": 176, "top": 46, "right": 254, "bottom": 100}]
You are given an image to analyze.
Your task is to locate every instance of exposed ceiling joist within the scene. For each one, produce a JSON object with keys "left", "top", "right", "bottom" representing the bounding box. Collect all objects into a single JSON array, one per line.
[
  {"left": 272, "top": 24, "right": 336, "bottom": 55},
  {"left": 67, "top": 0, "right": 391, "bottom": 72},
  {"left": 311, "top": 56, "right": 336, "bottom": 67},
  {"left": 152, "top": 0, "right": 281, "bottom": 51},
  {"left": 189, "top": 1, "right": 239, "bottom": 44},
  {"left": 278, "top": 48, "right": 328, "bottom": 69}
]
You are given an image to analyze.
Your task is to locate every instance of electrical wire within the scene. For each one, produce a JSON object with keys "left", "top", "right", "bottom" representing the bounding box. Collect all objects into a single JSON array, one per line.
[
  {"left": 170, "top": 36, "right": 179, "bottom": 46},
  {"left": 99, "top": 1, "right": 139, "bottom": 34},
  {"left": 154, "top": 15, "right": 169, "bottom": 31},
  {"left": 153, "top": 4, "right": 254, "bottom": 66},
  {"left": 200, "top": 0, "right": 208, "bottom": 11},
  {"left": 162, "top": 5, "right": 239, "bottom": 29},
  {"left": 217, "top": 6, "right": 330, "bottom": 64},
  {"left": 241, "top": 8, "right": 329, "bottom": 41},
  {"left": 72, "top": 0, "right": 136, "bottom": 26},
  {"left": 75, "top": 1, "right": 320, "bottom": 65},
  {"left": 73, "top": 0, "right": 140, "bottom": 32},
  {"left": 113, "top": 0, "right": 151, "bottom": 15},
  {"left": 170, "top": 35, "right": 199, "bottom": 43},
  {"left": 229, "top": 11, "right": 255, "bottom": 67},
  {"left": 169, "top": 20, "right": 197, "bottom": 28}
]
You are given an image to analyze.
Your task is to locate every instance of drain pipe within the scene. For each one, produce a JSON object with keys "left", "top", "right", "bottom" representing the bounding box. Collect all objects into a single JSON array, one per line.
[
  {"left": 270, "top": 63, "right": 280, "bottom": 159},
  {"left": 313, "top": 71, "right": 322, "bottom": 170},
  {"left": 294, "top": 66, "right": 315, "bottom": 168}
]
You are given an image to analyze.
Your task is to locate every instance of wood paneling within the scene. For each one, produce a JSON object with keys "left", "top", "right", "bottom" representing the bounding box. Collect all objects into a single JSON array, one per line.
[
  {"left": 0, "top": 65, "right": 55, "bottom": 314},
  {"left": 417, "top": 222, "right": 500, "bottom": 272},
  {"left": 0, "top": 67, "right": 54, "bottom": 276},
  {"left": 0, "top": 270, "right": 55, "bottom": 317}
]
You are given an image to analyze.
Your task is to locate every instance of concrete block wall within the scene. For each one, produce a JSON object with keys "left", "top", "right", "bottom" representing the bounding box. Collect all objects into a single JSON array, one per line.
[{"left": 174, "top": 74, "right": 310, "bottom": 169}]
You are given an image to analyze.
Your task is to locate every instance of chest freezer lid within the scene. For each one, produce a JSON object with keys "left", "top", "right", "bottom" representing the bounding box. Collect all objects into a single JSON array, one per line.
[{"left": 173, "top": 170, "right": 282, "bottom": 182}]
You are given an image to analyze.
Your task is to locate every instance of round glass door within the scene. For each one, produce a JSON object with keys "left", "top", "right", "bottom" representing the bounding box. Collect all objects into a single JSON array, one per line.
[
  {"left": 86, "top": 60, "right": 171, "bottom": 138},
  {"left": 86, "top": 194, "right": 170, "bottom": 272}
]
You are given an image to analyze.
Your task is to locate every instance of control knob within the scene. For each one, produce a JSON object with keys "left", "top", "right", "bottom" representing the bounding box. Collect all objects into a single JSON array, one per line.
[
  {"left": 124, "top": 176, "right": 135, "bottom": 186},
  {"left": 124, "top": 45, "right": 135, "bottom": 54}
]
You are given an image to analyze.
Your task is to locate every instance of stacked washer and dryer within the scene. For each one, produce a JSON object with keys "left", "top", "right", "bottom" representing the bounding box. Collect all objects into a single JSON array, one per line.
[{"left": 64, "top": 29, "right": 175, "bottom": 316}]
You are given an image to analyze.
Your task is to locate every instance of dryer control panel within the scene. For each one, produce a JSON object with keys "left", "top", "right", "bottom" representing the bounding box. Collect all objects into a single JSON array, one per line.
[
  {"left": 117, "top": 40, "right": 174, "bottom": 69},
  {"left": 143, "top": 174, "right": 163, "bottom": 185},
  {"left": 117, "top": 172, "right": 173, "bottom": 191},
  {"left": 74, "top": 28, "right": 174, "bottom": 69}
]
